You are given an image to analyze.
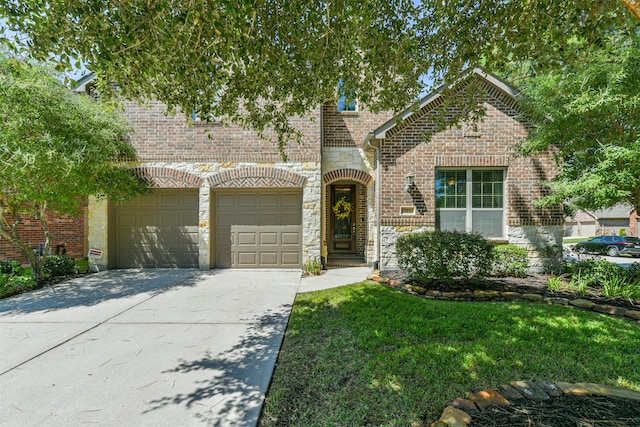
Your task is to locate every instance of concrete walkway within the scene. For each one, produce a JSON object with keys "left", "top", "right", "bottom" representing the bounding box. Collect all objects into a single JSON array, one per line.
[{"left": 0, "top": 267, "right": 370, "bottom": 426}]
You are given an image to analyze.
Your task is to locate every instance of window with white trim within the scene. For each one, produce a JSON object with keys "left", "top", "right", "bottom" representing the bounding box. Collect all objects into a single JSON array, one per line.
[{"left": 435, "top": 169, "right": 505, "bottom": 238}]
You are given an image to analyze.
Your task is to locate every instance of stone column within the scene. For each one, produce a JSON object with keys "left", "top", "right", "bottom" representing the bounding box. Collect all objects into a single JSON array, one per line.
[
  {"left": 87, "top": 196, "right": 109, "bottom": 271},
  {"left": 198, "top": 187, "right": 211, "bottom": 270}
]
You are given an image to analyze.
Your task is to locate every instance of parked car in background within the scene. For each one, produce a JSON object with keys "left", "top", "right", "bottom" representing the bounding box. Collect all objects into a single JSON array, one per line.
[{"left": 575, "top": 236, "right": 640, "bottom": 257}]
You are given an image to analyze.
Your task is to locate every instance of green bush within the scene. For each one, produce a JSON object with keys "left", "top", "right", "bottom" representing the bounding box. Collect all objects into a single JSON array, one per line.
[
  {"left": 0, "top": 260, "right": 23, "bottom": 276},
  {"left": 538, "top": 244, "right": 564, "bottom": 274},
  {"left": 396, "top": 230, "right": 495, "bottom": 283},
  {"left": 1, "top": 274, "right": 37, "bottom": 296},
  {"left": 573, "top": 259, "right": 623, "bottom": 288},
  {"left": 43, "top": 255, "right": 76, "bottom": 277},
  {"left": 625, "top": 263, "right": 640, "bottom": 282},
  {"left": 492, "top": 244, "right": 529, "bottom": 277}
]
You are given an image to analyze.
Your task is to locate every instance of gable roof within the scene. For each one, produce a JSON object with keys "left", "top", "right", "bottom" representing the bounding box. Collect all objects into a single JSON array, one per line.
[
  {"left": 586, "top": 204, "right": 634, "bottom": 219},
  {"left": 74, "top": 72, "right": 96, "bottom": 93},
  {"left": 366, "top": 68, "right": 520, "bottom": 142}
]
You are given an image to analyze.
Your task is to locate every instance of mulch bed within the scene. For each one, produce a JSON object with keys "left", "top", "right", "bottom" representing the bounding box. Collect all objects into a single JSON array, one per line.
[
  {"left": 470, "top": 394, "right": 640, "bottom": 427},
  {"left": 381, "top": 271, "right": 640, "bottom": 311}
]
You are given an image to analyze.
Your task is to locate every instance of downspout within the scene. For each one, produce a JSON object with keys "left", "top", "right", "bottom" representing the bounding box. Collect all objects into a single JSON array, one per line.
[{"left": 365, "top": 132, "right": 381, "bottom": 271}]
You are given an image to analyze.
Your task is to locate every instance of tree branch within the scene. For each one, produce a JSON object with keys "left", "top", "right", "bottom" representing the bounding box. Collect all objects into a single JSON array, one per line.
[{"left": 621, "top": 0, "right": 640, "bottom": 20}]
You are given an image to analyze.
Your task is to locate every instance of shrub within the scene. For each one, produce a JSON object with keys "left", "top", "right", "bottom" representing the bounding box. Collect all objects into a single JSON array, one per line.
[
  {"left": 573, "top": 259, "right": 623, "bottom": 288},
  {"left": 0, "top": 260, "right": 23, "bottom": 276},
  {"left": 538, "top": 244, "right": 564, "bottom": 274},
  {"left": 43, "top": 255, "right": 76, "bottom": 277},
  {"left": 492, "top": 244, "right": 529, "bottom": 277},
  {"left": 396, "top": 230, "right": 494, "bottom": 283},
  {"left": 2, "top": 275, "right": 37, "bottom": 296},
  {"left": 625, "top": 263, "right": 640, "bottom": 282}
]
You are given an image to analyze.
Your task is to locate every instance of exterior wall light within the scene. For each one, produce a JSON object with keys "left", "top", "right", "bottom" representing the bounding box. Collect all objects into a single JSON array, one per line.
[{"left": 405, "top": 174, "right": 415, "bottom": 192}]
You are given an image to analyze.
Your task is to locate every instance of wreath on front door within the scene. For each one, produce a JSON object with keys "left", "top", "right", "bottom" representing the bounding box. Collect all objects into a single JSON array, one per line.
[{"left": 332, "top": 197, "right": 352, "bottom": 220}]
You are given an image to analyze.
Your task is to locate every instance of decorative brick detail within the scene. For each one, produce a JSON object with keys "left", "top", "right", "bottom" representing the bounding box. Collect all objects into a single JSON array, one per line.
[
  {"left": 323, "top": 168, "right": 372, "bottom": 186},
  {"left": 133, "top": 166, "right": 203, "bottom": 188},
  {"left": 207, "top": 166, "right": 306, "bottom": 188}
]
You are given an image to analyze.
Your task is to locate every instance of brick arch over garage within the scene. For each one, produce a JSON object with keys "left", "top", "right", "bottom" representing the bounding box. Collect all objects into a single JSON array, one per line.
[
  {"left": 207, "top": 167, "right": 306, "bottom": 188},
  {"left": 133, "top": 166, "right": 203, "bottom": 188},
  {"left": 323, "top": 168, "right": 372, "bottom": 186}
]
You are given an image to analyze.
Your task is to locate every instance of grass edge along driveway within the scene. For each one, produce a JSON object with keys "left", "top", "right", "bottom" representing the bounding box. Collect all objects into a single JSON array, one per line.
[{"left": 260, "top": 281, "right": 640, "bottom": 426}]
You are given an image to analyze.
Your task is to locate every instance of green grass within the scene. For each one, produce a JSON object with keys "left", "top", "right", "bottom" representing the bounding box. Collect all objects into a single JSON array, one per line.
[
  {"left": 563, "top": 237, "right": 590, "bottom": 244},
  {"left": 260, "top": 282, "right": 640, "bottom": 426}
]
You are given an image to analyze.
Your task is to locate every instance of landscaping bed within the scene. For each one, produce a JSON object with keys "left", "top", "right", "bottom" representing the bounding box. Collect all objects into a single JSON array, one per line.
[{"left": 380, "top": 271, "right": 640, "bottom": 313}]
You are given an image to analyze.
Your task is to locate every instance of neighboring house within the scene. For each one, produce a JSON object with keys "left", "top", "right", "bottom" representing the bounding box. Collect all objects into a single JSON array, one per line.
[
  {"left": 566, "top": 204, "right": 635, "bottom": 237},
  {"left": 1, "top": 69, "right": 563, "bottom": 271}
]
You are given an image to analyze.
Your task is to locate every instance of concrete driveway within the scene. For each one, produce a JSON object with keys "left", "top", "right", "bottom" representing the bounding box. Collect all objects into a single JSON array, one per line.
[{"left": 0, "top": 269, "right": 305, "bottom": 426}]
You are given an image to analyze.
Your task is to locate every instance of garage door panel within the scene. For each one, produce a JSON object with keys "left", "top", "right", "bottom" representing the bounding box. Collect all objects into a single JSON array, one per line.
[
  {"left": 281, "top": 193, "right": 300, "bottom": 206},
  {"left": 159, "top": 214, "right": 179, "bottom": 226},
  {"left": 160, "top": 193, "right": 179, "bottom": 207},
  {"left": 116, "top": 213, "right": 137, "bottom": 226},
  {"left": 237, "top": 194, "right": 258, "bottom": 207},
  {"left": 281, "top": 232, "right": 300, "bottom": 245},
  {"left": 259, "top": 194, "right": 278, "bottom": 207},
  {"left": 216, "top": 191, "right": 302, "bottom": 268},
  {"left": 259, "top": 233, "right": 278, "bottom": 245},
  {"left": 280, "top": 213, "right": 301, "bottom": 225},
  {"left": 236, "top": 213, "right": 258, "bottom": 224},
  {"left": 281, "top": 252, "right": 301, "bottom": 266},
  {"left": 138, "top": 194, "right": 157, "bottom": 207},
  {"left": 238, "top": 232, "right": 257, "bottom": 245},
  {"left": 238, "top": 252, "right": 257, "bottom": 265},
  {"left": 112, "top": 189, "right": 199, "bottom": 268},
  {"left": 258, "top": 213, "right": 279, "bottom": 225},
  {"left": 259, "top": 252, "right": 278, "bottom": 265}
]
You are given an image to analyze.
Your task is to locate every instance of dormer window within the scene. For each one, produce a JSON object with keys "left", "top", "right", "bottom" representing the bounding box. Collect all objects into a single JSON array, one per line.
[{"left": 337, "top": 80, "right": 357, "bottom": 112}]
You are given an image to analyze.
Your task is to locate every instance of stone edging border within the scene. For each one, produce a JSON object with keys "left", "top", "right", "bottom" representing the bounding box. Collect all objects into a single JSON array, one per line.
[
  {"left": 367, "top": 274, "right": 640, "bottom": 323},
  {"left": 430, "top": 380, "right": 640, "bottom": 427}
]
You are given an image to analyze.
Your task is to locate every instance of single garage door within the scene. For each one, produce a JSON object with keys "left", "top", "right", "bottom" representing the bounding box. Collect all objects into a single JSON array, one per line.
[
  {"left": 215, "top": 190, "right": 302, "bottom": 268},
  {"left": 111, "top": 189, "right": 199, "bottom": 268}
]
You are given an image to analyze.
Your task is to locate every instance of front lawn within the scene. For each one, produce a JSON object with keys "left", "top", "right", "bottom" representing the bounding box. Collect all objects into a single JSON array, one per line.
[{"left": 260, "top": 282, "right": 640, "bottom": 426}]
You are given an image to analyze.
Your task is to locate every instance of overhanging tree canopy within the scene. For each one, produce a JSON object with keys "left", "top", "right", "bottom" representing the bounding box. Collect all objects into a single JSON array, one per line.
[
  {"left": 1, "top": 1, "right": 637, "bottom": 155},
  {"left": 0, "top": 56, "right": 148, "bottom": 279},
  {"left": 514, "top": 32, "right": 640, "bottom": 214}
]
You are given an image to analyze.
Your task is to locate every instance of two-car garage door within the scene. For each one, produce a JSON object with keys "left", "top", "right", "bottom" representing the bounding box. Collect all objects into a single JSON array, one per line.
[{"left": 111, "top": 189, "right": 302, "bottom": 269}]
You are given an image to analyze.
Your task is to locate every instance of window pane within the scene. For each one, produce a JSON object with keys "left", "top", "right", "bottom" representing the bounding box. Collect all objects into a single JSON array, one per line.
[
  {"left": 436, "top": 210, "right": 466, "bottom": 232},
  {"left": 436, "top": 170, "right": 466, "bottom": 209},
  {"left": 471, "top": 169, "right": 503, "bottom": 209},
  {"left": 472, "top": 210, "right": 503, "bottom": 237}
]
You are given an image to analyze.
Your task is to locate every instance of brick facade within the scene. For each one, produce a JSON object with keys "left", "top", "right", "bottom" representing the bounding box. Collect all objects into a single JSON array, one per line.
[
  {"left": 0, "top": 205, "right": 87, "bottom": 265},
  {"left": 125, "top": 101, "right": 321, "bottom": 163},
  {"left": 371, "top": 72, "right": 564, "bottom": 269},
  {"left": 7, "top": 71, "right": 564, "bottom": 271}
]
